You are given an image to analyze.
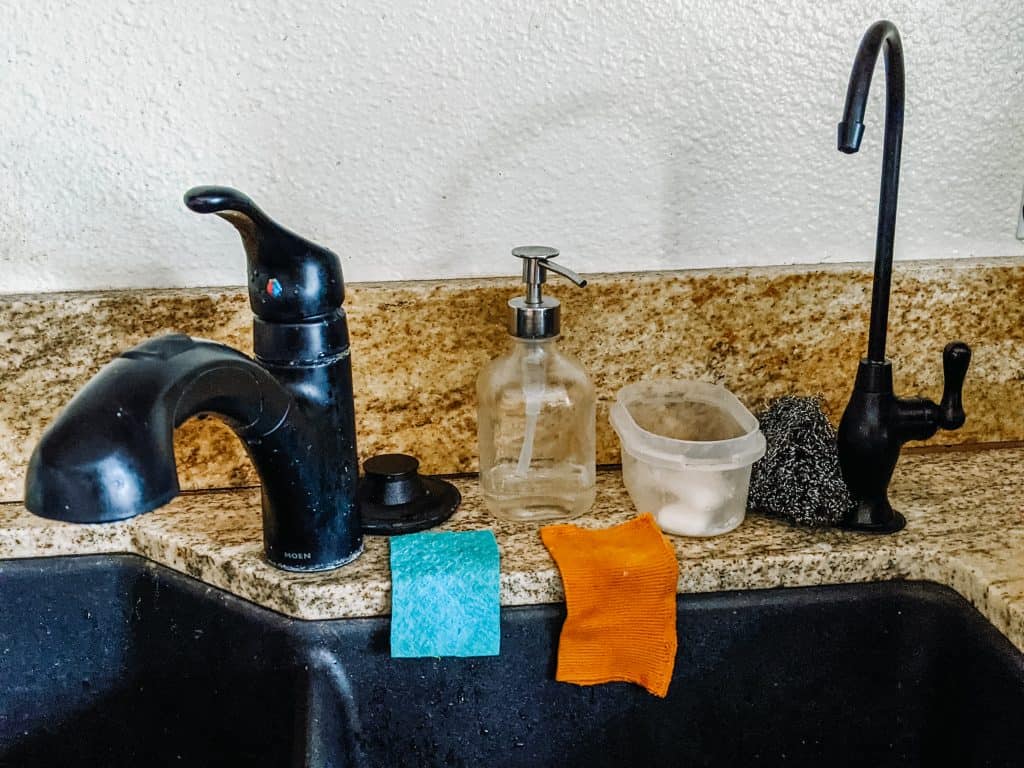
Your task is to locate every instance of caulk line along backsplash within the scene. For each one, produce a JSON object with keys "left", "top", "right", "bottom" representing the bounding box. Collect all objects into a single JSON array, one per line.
[{"left": 1, "top": 257, "right": 1022, "bottom": 504}]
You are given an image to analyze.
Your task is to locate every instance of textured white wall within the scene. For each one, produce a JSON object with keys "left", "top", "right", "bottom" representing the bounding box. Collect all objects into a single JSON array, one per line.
[{"left": 1, "top": 0, "right": 1022, "bottom": 294}]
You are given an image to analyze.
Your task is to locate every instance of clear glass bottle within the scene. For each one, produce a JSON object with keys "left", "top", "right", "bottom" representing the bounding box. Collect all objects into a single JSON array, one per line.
[{"left": 477, "top": 247, "right": 596, "bottom": 522}]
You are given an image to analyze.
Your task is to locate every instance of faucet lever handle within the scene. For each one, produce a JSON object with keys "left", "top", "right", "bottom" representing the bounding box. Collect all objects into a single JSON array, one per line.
[
  {"left": 185, "top": 185, "right": 344, "bottom": 323},
  {"left": 938, "top": 341, "right": 971, "bottom": 430}
]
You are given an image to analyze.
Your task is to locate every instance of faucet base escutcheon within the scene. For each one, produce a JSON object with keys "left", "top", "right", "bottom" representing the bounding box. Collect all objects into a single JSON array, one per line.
[{"left": 842, "top": 503, "right": 906, "bottom": 535}]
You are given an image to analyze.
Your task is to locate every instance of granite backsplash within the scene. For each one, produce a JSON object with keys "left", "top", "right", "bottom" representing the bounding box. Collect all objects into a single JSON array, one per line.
[{"left": 2, "top": 257, "right": 1022, "bottom": 503}]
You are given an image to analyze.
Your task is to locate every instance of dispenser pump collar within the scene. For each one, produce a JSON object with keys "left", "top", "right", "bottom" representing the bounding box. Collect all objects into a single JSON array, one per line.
[{"left": 508, "top": 246, "right": 587, "bottom": 339}]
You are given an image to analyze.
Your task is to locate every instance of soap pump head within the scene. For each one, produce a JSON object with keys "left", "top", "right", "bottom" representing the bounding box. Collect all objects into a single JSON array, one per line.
[{"left": 508, "top": 246, "right": 587, "bottom": 339}]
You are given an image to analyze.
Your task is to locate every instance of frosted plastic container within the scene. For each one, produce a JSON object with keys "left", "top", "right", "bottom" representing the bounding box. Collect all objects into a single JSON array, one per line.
[{"left": 609, "top": 380, "right": 766, "bottom": 537}]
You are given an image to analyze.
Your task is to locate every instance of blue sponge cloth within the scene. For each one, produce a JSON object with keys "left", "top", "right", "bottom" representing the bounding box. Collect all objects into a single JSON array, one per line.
[{"left": 389, "top": 529, "right": 501, "bottom": 658}]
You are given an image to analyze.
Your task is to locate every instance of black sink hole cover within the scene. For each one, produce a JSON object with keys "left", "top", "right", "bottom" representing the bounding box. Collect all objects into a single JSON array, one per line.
[{"left": 358, "top": 453, "right": 461, "bottom": 535}]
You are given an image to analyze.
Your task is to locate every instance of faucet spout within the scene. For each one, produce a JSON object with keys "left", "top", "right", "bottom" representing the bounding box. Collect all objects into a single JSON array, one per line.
[
  {"left": 27, "top": 335, "right": 287, "bottom": 522},
  {"left": 25, "top": 334, "right": 363, "bottom": 570},
  {"left": 834, "top": 22, "right": 970, "bottom": 534},
  {"left": 837, "top": 19, "right": 904, "bottom": 362}
]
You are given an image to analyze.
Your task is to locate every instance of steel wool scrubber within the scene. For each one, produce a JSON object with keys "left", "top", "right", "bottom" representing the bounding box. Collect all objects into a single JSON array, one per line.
[{"left": 747, "top": 396, "right": 854, "bottom": 527}]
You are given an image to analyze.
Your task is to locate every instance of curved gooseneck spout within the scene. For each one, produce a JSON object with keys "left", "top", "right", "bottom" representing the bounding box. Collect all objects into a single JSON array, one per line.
[
  {"left": 837, "top": 19, "right": 904, "bottom": 363},
  {"left": 25, "top": 188, "right": 362, "bottom": 571},
  {"left": 835, "top": 22, "right": 971, "bottom": 534}
]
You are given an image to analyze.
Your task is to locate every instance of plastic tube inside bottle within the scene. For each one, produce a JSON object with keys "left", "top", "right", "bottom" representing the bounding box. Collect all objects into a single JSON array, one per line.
[{"left": 515, "top": 346, "right": 545, "bottom": 477}]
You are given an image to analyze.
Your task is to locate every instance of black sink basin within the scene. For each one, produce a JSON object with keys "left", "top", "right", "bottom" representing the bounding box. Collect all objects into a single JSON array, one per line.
[{"left": 2, "top": 555, "right": 1022, "bottom": 767}]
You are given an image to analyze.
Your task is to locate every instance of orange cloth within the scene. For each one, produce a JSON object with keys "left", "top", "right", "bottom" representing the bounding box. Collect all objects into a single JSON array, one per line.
[{"left": 540, "top": 513, "right": 679, "bottom": 698}]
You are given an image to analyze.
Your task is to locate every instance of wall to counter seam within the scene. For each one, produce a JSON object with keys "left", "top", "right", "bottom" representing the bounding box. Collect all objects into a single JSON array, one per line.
[{"left": 1, "top": 0, "right": 1022, "bottom": 294}]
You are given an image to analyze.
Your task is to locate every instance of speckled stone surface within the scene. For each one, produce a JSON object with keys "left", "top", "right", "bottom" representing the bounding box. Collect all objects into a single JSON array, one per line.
[
  {"left": 2, "top": 257, "right": 1024, "bottom": 503},
  {"left": 2, "top": 447, "right": 1024, "bottom": 657}
]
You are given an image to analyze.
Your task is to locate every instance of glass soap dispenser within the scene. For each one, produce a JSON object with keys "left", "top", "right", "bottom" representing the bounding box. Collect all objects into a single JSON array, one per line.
[{"left": 477, "top": 246, "right": 596, "bottom": 522}]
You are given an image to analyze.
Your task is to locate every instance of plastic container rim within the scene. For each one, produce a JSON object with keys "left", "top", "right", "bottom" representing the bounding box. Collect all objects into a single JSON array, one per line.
[{"left": 610, "top": 379, "right": 766, "bottom": 471}]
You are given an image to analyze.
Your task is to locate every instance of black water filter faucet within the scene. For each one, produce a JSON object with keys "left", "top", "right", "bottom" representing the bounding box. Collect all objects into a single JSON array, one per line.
[
  {"left": 835, "top": 21, "right": 971, "bottom": 533},
  {"left": 24, "top": 187, "right": 362, "bottom": 571}
]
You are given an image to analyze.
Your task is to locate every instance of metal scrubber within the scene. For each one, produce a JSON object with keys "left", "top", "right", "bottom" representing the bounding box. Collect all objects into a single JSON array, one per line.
[{"left": 747, "top": 396, "right": 854, "bottom": 527}]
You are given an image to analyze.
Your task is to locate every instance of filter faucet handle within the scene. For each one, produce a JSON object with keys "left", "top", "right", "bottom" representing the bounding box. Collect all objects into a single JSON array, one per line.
[{"left": 938, "top": 341, "right": 970, "bottom": 430}]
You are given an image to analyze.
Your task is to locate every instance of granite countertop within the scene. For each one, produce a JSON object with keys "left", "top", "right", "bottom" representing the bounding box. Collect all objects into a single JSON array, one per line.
[{"left": 1, "top": 446, "right": 1023, "bottom": 653}]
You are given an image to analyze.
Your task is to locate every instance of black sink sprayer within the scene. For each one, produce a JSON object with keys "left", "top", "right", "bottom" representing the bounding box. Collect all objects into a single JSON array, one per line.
[
  {"left": 25, "top": 187, "right": 362, "bottom": 571},
  {"left": 835, "top": 21, "right": 970, "bottom": 533}
]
